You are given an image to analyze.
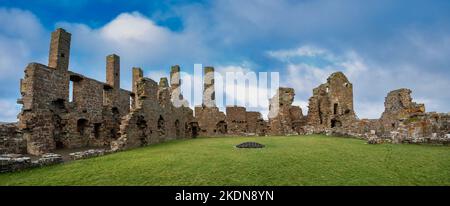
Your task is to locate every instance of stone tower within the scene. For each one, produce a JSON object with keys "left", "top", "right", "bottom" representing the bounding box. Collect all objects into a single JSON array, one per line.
[
  {"left": 307, "top": 72, "right": 356, "bottom": 129},
  {"left": 48, "top": 28, "right": 71, "bottom": 72},
  {"left": 203, "top": 66, "right": 216, "bottom": 107}
]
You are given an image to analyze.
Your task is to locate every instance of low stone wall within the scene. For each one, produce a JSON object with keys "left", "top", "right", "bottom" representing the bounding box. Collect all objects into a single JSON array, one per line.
[
  {"left": 0, "top": 123, "right": 26, "bottom": 154},
  {"left": 69, "top": 149, "right": 112, "bottom": 160},
  {"left": 1, "top": 148, "right": 117, "bottom": 173},
  {"left": 0, "top": 153, "right": 63, "bottom": 173}
]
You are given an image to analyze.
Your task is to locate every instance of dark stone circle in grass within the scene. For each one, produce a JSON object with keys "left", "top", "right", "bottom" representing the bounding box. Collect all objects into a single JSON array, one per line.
[{"left": 236, "top": 142, "right": 265, "bottom": 148}]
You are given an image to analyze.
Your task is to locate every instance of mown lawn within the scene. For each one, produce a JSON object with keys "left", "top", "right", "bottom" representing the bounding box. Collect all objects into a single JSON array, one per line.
[{"left": 0, "top": 135, "right": 449, "bottom": 186}]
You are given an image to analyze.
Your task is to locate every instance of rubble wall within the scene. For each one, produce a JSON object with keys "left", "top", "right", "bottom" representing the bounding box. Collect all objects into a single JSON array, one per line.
[{"left": 0, "top": 123, "right": 26, "bottom": 154}]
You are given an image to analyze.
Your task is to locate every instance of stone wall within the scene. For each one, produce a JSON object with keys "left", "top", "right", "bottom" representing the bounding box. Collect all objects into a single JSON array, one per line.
[
  {"left": 194, "top": 106, "right": 227, "bottom": 136},
  {"left": 246, "top": 111, "right": 267, "bottom": 136},
  {"left": 0, "top": 123, "right": 26, "bottom": 154},
  {"left": 5, "top": 27, "right": 449, "bottom": 161},
  {"left": 307, "top": 72, "right": 356, "bottom": 131},
  {"left": 1, "top": 153, "right": 63, "bottom": 173},
  {"left": 111, "top": 68, "right": 195, "bottom": 151},
  {"left": 226, "top": 106, "right": 248, "bottom": 135},
  {"left": 17, "top": 28, "right": 132, "bottom": 155},
  {"left": 268, "top": 88, "right": 305, "bottom": 135},
  {"left": 321, "top": 86, "right": 450, "bottom": 145}
]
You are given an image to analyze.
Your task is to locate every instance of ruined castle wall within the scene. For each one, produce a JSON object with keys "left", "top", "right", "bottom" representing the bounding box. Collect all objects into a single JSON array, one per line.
[
  {"left": 325, "top": 87, "right": 449, "bottom": 145},
  {"left": 268, "top": 88, "right": 301, "bottom": 135},
  {"left": 16, "top": 29, "right": 134, "bottom": 155},
  {"left": 194, "top": 106, "right": 227, "bottom": 136},
  {"left": 307, "top": 72, "right": 356, "bottom": 131},
  {"left": 118, "top": 89, "right": 132, "bottom": 115},
  {"left": 0, "top": 123, "right": 26, "bottom": 154},
  {"left": 226, "top": 106, "right": 248, "bottom": 135},
  {"left": 246, "top": 111, "right": 260, "bottom": 134},
  {"left": 379, "top": 89, "right": 425, "bottom": 134},
  {"left": 18, "top": 63, "right": 70, "bottom": 155},
  {"left": 111, "top": 69, "right": 195, "bottom": 151}
]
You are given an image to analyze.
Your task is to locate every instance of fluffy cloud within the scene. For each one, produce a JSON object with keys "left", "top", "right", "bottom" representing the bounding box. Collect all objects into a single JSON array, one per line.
[
  {"left": 0, "top": 8, "right": 47, "bottom": 81},
  {"left": 0, "top": 8, "right": 48, "bottom": 122},
  {"left": 56, "top": 11, "right": 212, "bottom": 91}
]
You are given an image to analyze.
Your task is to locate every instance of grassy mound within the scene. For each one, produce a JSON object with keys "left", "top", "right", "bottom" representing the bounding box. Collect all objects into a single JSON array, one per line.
[{"left": 0, "top": 135, "right": 449, "bottom": 186}]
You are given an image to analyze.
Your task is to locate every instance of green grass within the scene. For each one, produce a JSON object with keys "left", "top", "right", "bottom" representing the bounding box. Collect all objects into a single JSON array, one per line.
[{"left": 1, "top": 135, "right": 449, "bottom": 186}]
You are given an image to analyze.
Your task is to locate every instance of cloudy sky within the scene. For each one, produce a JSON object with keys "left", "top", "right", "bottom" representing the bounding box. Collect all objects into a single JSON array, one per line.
[{"left": 1, "top": 0, "right": 450, "bottom": 122}]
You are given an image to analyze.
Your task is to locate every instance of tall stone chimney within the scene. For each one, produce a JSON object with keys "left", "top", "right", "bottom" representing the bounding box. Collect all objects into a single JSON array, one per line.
[
  {"left": 48, "top": 28, "right": 71, "bottom": 72},
  {"left": 106, "top": 54, "right": 120, "bottom": 89},
  {"left": 132, "top": 67, "right": 143, "bottom": 94},
  {"left": 203, "top": 66, "right": 216, "bottom": 107}
]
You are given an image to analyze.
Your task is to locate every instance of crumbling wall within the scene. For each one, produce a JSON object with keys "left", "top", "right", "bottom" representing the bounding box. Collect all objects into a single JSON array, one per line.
[
  {"left": 194, "top": 106, "right": 227, "bottom": 136},
  {"left": 246, "top": 111, "right": 267, "bottom": 136},
  {"left": 111, "top": 68, "right": 194, "bottom": 151},
  {"left": 17, "top": 29, "right": 130, "bottom": 155},
  {"left": 323, "top": 87, "right": 449, "bottom": 145},
  {"left": 10, "top": 26, "right": 449, "bottom": 159},
  {"left": 18, "top": 62, "right": 69, "bottom": 155},
  {"left": 268, "top": 88, "right": 304, "bottom": 135},
  {"left": 379, "top": 89, "right": 425, "bottom": 133},
  {"left": 193, "top": 66, "right": 229, "bottom": 136},
  {"left": 0, "top": 123, "right": 26, "bottom": 154},
  {"left": 375, "top": 89, "right": 448, "bottom": 144},
  {"left": 307, "top": 72, "right": 356, "bottom": 132},
  {"left": 226, "top": 106, "right": 248, "bottom": 135}
]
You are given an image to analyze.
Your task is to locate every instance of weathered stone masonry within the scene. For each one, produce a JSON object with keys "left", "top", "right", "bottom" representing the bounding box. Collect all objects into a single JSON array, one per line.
[
  {"left": 303, "top": 74, "right": 449, "bottom": 145},
  {"left": 17, "top": 29, "right": 133, "bottom": 155},
  {"left": 110, "top": 68, "right": 195, "bottom": 151},
  {"left": 1, "top": 27, "right": 449, "bottom": 164}
]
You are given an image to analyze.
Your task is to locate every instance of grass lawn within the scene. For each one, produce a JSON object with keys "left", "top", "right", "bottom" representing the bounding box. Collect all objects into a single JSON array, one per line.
[{"left": 0, "top": 135, "right": 449, "bottom": 186}]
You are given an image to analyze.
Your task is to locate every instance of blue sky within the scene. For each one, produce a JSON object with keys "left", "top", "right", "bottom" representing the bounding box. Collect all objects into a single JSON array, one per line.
[{"left": 1, "top": 0, "right": 450, "bottom": 121}]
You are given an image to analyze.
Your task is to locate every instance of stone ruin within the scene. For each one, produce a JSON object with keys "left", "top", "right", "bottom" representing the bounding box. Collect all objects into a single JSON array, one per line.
[
  {"left": 268, "top": 88, "right": 306, "bottom": 135},
  {"left": 194, "top": 67, "right": 268, "bottom": 137},
  {"left": 0, "top": 28, "right": 449, "bottom": 172}
]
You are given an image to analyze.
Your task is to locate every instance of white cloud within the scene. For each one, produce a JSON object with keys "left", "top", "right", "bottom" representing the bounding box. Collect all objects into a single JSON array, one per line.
[
  {"left": 267, "top": 45, "right": 334, "bottom": 63},
  {"left": 55, "top": 11, "right": 212, "bottom": 89},
  {"left": 0, "top": 8, "right": 47, "bottom": 80},
  {"left": 0, "top": 8, "right": 48, "bottom": 122},
  {"left": 0, "top": 99, "right": 20, "bottom": 122}
]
